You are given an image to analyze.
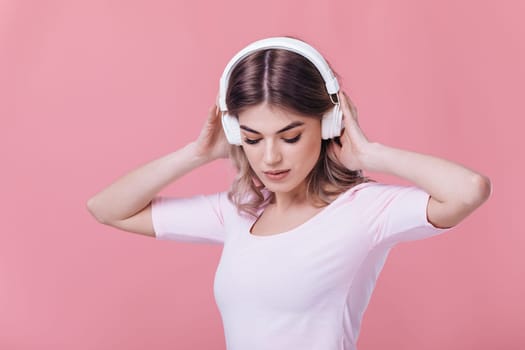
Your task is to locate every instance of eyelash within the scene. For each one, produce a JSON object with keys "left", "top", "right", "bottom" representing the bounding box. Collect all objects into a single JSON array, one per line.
[{"left": 243, "top": 134, "right": 301, "bottom": 145}]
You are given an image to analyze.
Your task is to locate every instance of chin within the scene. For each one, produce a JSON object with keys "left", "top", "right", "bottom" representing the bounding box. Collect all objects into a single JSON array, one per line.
[
  {"left": 260, "top": 181, "right": 286, "bottom": 191},
  {"left": 263, "top": 181, "right": 302, "bottom": 194}
]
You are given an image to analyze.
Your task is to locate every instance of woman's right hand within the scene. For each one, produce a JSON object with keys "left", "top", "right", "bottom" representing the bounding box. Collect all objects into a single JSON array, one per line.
[{"left": 193, "top": 92, "right": 231, "bottom": 161}]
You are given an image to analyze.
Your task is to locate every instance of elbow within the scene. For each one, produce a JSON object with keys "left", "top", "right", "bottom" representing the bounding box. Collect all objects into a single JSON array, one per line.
[
  {"left": 466, "top": 174, "right": 492, "bottom": 208},
  {"left": 86, "top": 197, "right": 109, "bottom": 224},
  {"left": 476, "top": 174, "right": 492, "bottom": 203}
]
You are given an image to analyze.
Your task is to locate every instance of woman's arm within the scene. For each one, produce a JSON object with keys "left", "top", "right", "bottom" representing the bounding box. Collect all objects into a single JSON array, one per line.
[
  {"left": 87, "top": 100, "right": 230, "bottom": 232},
  {"left": 330, "top": 91, "right": 492, "bottom": 229},
  {"left": 86, "top": 141, "right": 209, "bottom": 225},
  {"left": 362, "top": 143, "right": 491, "bottom": 228}
]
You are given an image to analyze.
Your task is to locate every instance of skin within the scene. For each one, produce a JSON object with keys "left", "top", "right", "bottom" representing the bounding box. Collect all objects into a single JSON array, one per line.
[{"left": 237, "top": 102, "right": 324, "bottom": 211}]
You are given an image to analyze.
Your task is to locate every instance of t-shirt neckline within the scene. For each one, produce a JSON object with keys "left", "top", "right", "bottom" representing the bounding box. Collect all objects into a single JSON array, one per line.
[{"left": 246, "top": 182, "right": 373, "bottom": 240}]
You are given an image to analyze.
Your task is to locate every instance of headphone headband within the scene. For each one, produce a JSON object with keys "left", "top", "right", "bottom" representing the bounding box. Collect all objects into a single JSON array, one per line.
[{"left": 218, "top": 37, "right": 340, "bottom": 112}]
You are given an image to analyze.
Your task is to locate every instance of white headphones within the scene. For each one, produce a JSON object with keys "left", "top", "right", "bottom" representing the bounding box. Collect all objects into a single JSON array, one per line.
[{"left": 218, "top": 37, "right": 343, "bottom": 146}]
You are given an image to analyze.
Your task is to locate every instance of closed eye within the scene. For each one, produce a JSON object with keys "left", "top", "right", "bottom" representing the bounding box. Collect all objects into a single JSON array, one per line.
[
  {"left": 284, "top": 134, "right": 301, "bottom": 143},
  {"left": 243, "top": 138, "right": 259, "bottom": 145},
  {"left": 243, "top": 134, "right": 302, "bottom": 145}
]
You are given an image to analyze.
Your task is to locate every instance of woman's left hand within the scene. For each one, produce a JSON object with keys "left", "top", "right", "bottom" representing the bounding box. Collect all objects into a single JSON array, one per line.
[{"left": 328, "top": 91, "right": 372, "bottom": 171}]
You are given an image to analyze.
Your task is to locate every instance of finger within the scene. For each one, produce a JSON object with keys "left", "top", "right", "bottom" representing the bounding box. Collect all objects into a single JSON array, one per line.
[
  {"left": 209, "top": 105, "right": 218, "bottom": 118},
  {"left": 338, "top": 92, "right": 354, "bottom": 129},
  {"left": 342, "top": 91, "right": 359, "bottom": 122},
  {"left": 207, "top": 106, "right": 220, "bottom": 127},
  {"left": 339, "top": 91, "right": 352, "bottom": 118}
]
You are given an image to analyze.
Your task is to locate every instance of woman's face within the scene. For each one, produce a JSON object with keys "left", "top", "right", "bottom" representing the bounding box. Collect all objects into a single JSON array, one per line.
[{"left": 237, "top": 103, "right": 322, "bottom": 197}]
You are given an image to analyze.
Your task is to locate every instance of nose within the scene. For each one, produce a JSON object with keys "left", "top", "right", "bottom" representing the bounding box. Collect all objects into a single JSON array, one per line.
[{"left": 263, "top": 140, "right": 282, "bottom": 165}]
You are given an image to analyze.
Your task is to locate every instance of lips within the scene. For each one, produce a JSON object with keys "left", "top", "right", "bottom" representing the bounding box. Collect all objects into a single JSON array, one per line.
[
  {"left": 264, "top": 169, "right": 290, "bottom": 175},
  {"left": 263, "top": 169, "right": 291, "bottom": 181}
]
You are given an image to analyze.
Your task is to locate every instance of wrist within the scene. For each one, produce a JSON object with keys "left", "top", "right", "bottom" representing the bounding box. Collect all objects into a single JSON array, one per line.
[
  {"left": 360, "top": 142, "right": 387, "bottom": 173},
  {"left": 186, "top": 141, "right": 215, "bottom": 165}
]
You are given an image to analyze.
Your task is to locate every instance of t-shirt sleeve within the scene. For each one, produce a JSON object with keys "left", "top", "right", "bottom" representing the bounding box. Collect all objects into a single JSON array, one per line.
[
  {"left": 151, "top": 191, "right": 227, "bottom": 244},
  {"left": 371, "top": 184, "right": 453, "bottom": 247}
]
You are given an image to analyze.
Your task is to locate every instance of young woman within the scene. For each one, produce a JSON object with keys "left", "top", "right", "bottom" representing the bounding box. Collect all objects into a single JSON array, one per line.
[{"left": 87, "top": 37, "right": 491, "bottom": 350}]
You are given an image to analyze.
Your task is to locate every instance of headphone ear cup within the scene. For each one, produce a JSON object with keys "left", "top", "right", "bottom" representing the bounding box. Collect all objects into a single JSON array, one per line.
[
  {"left": 333, "top": 102, "right": 343, "bottom": 138},
  {"left": 321, "top": 103, "right": 343, "bottom": 139},
  {"left": 221, "top": 113, "right": 242, "bottom": 145}
]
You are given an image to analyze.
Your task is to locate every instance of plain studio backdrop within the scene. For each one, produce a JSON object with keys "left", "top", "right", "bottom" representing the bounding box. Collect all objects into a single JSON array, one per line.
[{"left": 1, "top": 0, "right": 522, "bottom": 349}]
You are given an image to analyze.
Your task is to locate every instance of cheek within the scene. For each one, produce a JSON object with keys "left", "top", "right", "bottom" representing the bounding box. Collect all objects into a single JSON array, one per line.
[
  {"left": 287, "top": 144, "right": 320, "bottom": 170},
  {"left": 300, "top": 138, "right": 322, "bottom": 160},
  {"left": 242, "top": 148, "right": 260, "bottom": 167}
]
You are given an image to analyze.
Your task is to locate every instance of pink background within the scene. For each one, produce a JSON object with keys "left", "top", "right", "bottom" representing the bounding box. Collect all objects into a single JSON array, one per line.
[{"left": 1, "top": 0, "right": 523, "bottom": 349}]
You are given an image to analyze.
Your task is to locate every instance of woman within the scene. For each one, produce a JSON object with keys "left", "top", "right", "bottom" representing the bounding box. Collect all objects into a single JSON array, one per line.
[{"left": 87, "top": 36, "right": 491, "bottom": 350}]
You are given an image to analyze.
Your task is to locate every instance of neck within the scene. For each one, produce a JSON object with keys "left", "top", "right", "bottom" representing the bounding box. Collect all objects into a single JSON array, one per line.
[{"left": 270, "top": 183, "right": 309, "bottom": 212}]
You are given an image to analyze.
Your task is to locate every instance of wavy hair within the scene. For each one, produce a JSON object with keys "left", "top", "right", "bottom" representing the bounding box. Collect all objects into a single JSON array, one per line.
[{"left": 225, "top": 37, "right": 374, "bottom": 218}]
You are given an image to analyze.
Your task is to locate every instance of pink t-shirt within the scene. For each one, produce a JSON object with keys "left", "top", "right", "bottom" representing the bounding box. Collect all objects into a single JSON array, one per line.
[{"left": 151, "top": 182, "right": 452, "bottom": 350}]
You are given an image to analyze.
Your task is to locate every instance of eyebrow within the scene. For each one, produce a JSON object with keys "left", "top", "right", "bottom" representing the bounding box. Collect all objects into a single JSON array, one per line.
[{"left": 239, "top": 121, "right": 305, "bottom": 135}]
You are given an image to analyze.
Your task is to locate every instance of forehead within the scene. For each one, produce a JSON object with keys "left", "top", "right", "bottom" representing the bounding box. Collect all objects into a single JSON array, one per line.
[{"left": 237, "top": 103, "right": 317, "bottom": 130}]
